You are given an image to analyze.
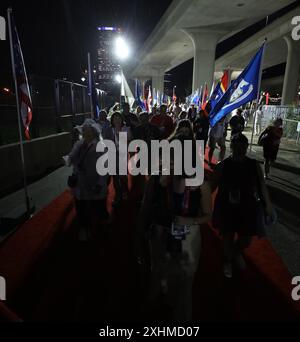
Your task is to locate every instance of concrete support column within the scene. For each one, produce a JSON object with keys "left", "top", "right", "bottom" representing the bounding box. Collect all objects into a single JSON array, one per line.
[
  {"left": 183, "top": 28, "right": 225, "bottom": 93},
  {"left": 150, "top": 66, "right": 166, "bottom": 94},
  {"left": 282, "top": 36, "right": 300, "bottom": 106}
]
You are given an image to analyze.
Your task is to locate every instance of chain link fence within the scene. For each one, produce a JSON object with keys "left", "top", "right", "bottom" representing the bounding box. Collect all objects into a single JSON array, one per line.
[{"left": 261, "top": 105, "right": 300, "bottom": 143}]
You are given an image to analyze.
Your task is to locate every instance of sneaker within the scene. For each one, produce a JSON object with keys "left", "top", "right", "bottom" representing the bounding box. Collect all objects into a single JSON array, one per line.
[
  {"left": 223, "top": 262, "right": 233, "bottom": 278},
  {"left": 234, "top": 253, "right": 246, "bottom": 270}
]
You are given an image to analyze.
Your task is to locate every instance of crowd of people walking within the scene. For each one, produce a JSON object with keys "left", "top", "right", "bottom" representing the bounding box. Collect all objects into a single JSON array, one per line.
[{"left": 64, "top": 100, "right": 281, "bottom": 321}]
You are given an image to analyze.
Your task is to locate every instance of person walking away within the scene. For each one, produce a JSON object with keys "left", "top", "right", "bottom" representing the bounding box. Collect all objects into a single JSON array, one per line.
[
  {"left": 97, "top": 109, "right": 111, "bottom": 140},
  {"left": 107, "top": 111, "right": 132, "bottom": 206},
  {"left": 242, "top": 108, "right": 250, "bottom": 128},
  {"left": 211, "top": 134, "right": 273, "bottom": 278},
  {"left": 188, "top": 104, "right": 197, "bottom": 122},
  {"left": 194, "top": 110, "right": 210, "bottom": 156},
  {"left": 229, "top": 108, "right": 245, "bottom": 137},
  {"left": 172, "top": 100, "right": 182, "bottom": 121},
  {"left": 136, "top": 135, "right": 211, "bottom": 321},
  {"left": 254, "top": 106, "right": 263, "bottom": 135},
  {"left": 208, "top": 116, "right": 228, "bottom": 166},
  {"left": 133, "top": 111, "right": 160, "bottom": 174},
  {"left": 258, "top": 118, "right": 283, "bottom": 179}
]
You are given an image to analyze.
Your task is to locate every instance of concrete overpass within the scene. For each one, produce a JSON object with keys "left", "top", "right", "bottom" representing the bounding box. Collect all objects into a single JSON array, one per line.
[
  {"left": 131, "top": 0, "right": 299, "bottom": 104},
  {"left": 215, "top": 5, "right": 300, "bottom": 105}
]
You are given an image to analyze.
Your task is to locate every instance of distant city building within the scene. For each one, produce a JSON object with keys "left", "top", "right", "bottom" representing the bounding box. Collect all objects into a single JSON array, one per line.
[{"left": 97, "top": 27, "right": 121, "bottom": 91}]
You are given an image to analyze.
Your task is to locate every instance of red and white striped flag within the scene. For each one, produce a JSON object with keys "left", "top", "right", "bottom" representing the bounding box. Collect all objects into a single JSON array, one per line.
[{"left": 8, "top": 9, "right": 32, "bottom": 140}]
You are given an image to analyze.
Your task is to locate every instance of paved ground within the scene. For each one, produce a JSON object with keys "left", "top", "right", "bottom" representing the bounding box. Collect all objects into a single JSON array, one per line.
[{"left": 234, "top": 125, "right": 300, "bottom": 276}]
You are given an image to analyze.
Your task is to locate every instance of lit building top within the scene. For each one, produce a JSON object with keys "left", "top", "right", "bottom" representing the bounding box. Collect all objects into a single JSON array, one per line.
[{"left": 97, "top": 27, "right": 121, "bottom": 32}]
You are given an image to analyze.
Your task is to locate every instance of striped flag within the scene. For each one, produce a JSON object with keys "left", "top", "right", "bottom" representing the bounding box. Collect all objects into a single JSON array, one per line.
[
  {"left": 201, "top": 83, "right": 208, "bottom": 110},
  {"left": 209, "top": 43, "right": 265, "bottom": 127},
  {"left": 209, "top": 70, "right": 230, "bottom": 112},
  {"left": 8, "top": 10, "right": 32, "bottom": 140}
]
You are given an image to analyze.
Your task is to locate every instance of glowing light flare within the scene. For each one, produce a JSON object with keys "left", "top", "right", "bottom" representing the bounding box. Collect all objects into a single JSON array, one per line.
[{"left": 114, "top": 37, "right": 130, "bottom": 60}]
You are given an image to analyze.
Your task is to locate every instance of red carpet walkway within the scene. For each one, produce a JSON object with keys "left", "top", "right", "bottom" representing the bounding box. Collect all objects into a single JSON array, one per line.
[{"left": 0, "top": 162, "right": 300, "bottom": 322}]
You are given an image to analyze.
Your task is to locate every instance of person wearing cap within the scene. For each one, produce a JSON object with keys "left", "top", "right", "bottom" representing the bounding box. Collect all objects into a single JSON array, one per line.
[
  {"left": 211, "top": 133, "right": 273, "bottom": 278},
  {"left": 96, "top": 109, "right": 111, "bottom": 140},
  {"left": 65, "top": 118, "right": 109, "bottom": 240}
]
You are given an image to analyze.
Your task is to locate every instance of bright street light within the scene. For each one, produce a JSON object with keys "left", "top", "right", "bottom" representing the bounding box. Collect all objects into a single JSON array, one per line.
[
  {"left": 81, "top": 77, "right": 86, "bottom": 82},
  {"left": 114, "top": 37, "right": 130, "bottom": 60},
  {"left": 115, "top": 74, "right": 122, "bottom": 84}
]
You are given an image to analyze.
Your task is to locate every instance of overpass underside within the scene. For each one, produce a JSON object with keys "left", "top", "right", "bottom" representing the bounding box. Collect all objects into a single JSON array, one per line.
[{"left": 131, "top": 0, "right": 300, "bottom": 105}]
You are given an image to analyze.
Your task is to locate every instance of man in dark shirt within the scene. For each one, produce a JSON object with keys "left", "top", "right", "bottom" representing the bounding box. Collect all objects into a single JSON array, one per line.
[{"left": 229, "top": 108, "right": 245, "bottom": 137}]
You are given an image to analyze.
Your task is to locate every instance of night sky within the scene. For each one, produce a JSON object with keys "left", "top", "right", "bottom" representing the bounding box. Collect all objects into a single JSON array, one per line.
[{"left": 0, "top": 0, "right": 172, "bottom": 84}]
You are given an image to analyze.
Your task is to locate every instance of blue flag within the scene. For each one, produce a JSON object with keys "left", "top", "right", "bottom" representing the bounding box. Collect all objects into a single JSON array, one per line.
[
  {"left": 209, "top": 44, "right": 265, "bottom": 127},
  {"left": 210, "top": 82, "right": 223, "bottom": 111},
  {"left": 135, "top": 79, "right": 146, "bottom": 110},
  {"left": 191, "top": 89, "right": 200, "bottom": 106}
]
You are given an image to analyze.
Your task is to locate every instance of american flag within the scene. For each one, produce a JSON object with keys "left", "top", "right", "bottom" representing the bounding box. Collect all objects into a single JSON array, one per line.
[{"left": 10, "top": 12, "right": 32, "bottom": 140}]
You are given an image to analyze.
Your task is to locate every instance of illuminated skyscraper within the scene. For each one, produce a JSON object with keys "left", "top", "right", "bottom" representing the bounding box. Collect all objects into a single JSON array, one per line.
[{"left": 97, "top": 27, "right": 121, "bottom": 91}]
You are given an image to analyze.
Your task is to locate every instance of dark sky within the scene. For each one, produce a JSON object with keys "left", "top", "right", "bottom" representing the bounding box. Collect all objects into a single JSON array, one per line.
[{"left": 0, "top": 0, "right": 172, "bottom": 84}]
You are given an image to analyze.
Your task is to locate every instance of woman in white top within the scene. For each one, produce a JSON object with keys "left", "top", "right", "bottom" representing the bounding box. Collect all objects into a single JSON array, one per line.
[{"left": 66, "top": 119, "right": 109, "bottom": 239}]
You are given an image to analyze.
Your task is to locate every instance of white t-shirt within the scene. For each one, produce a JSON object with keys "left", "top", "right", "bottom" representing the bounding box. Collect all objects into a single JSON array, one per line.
[{"left": 255, "top": 110, "right": 263, "bottom": 124}]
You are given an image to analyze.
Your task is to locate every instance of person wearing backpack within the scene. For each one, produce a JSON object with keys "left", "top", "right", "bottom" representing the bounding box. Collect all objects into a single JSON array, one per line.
[
  {"left": 258, "top": 118, "right": 283, "bottom": 179},
  {"left": 211, "top": 134, "right": 273, "bottom": 278}
]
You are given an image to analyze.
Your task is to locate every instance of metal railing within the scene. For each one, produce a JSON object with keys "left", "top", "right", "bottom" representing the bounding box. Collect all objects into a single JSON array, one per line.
[{"left": 0, "top": 75, "right": 108, "bottom": 146}]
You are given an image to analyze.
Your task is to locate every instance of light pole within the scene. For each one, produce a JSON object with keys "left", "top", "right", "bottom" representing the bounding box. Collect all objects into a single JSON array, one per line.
[{"left": 114, "top": 36, "right": 130, "bottom": 104}]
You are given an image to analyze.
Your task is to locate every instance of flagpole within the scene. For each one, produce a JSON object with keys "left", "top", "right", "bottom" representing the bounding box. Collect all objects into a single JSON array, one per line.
[
  {"left": 87, "top": 52, "right": 93, "bottom": 118},
  {"left": 249, "top": 17, "right": 269, "bottom": 153},
  {"left": 249, "top": 40, "right": 267, "bottom": 153},
  {"left": 7, "top": 8, "right": 30, "bottom": 215},
  {"left": 228, "top": 66, "right": 232, "bottom": 86}
]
